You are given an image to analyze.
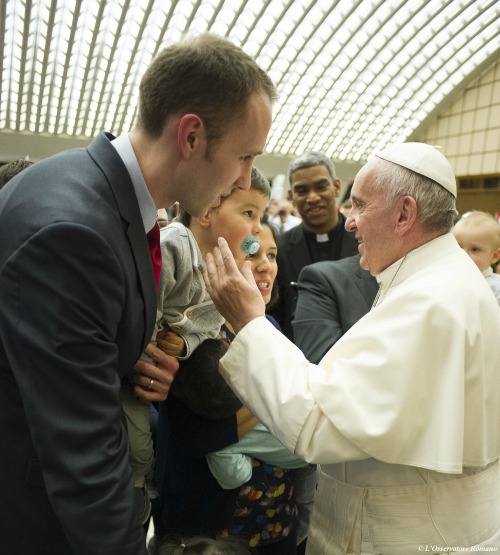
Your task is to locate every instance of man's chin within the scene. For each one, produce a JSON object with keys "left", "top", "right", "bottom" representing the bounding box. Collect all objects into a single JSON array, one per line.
[
  {"left": 210, "top": 191, "right": 233, "bottom": 210},
  {"left": 359, "top": 256, "right": 370, "bottom": 272},
  {"left": 209, "top": 197, "right": 222, "bottom": 209}
]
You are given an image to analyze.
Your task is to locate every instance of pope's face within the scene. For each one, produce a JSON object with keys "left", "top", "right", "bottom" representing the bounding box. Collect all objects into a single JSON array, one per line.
[{"left": 345, "top": 163, "right": 402, "bottom": 276}]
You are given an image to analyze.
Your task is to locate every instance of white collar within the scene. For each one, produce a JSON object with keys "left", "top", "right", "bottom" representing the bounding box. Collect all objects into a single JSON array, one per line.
[{"left": 111, "top": 133, "right": 157, "bottom": 233}]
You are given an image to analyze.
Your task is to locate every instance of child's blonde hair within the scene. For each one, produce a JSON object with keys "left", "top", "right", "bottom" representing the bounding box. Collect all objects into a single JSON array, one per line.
[{"left": 456, "top": 210, "right": 500, "bottom": 249}]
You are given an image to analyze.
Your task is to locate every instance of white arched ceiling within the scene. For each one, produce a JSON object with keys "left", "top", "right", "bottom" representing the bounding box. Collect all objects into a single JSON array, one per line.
[{"left": 1, "top": 0, "right": 499, "bottom": 162}]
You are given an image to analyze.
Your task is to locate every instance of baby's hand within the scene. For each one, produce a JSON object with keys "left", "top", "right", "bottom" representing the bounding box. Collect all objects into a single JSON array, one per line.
[{"left": 156, "top": 328, "right": 186, "bottom": 358}]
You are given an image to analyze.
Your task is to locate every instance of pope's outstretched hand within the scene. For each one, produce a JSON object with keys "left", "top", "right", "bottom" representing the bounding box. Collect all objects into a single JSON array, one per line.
[{"left": 203, "top": 237, "right": 265, "bottom": 334}]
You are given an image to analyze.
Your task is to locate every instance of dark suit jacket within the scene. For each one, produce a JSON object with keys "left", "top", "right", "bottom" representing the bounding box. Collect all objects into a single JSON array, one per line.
[
  {"left": 292, "top": 254, "right": 379, "bottom": 364},
  {"left": 268, "top": 214, "right": 359, "bottom": 340},
  {"left": 0, "top": 133, "right": 154, "bottom": 554}
]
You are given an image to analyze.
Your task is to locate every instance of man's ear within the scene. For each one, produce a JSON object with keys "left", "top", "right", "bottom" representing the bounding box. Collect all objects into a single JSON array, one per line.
[
  {"left": 195, "top": 213, "right": 211, "bottom": 229},
  {"left": 491, "top": 246, "right": 500, "bottom": 265},
  {"left": 287, "top": 190, "right": 293, "bottom": 202},
  {"left": 177, "top": 114, "right": 204, "bottom": 158},
  {"left": 395, "top": 195, "right": 417, "bottom": 236},
  {"left": 333, "top": 178, "right": 342, "bottom": 197}
]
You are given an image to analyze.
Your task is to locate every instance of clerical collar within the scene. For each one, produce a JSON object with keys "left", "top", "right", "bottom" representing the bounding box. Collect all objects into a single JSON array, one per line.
[
  {"left": 303, "top": 213, "right": 345, "bottom": 242},
  {"left": 302, "top": 214, "right": 346, "bottom": 263}
]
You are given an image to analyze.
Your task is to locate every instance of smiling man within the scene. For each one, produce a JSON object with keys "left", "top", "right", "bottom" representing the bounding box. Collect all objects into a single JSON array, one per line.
[
  {"left": 204, "top": 142, "right": 500, "bottom": 554},
  {"left": 268, "top": 151, "right": 359, "bottom": 340}
]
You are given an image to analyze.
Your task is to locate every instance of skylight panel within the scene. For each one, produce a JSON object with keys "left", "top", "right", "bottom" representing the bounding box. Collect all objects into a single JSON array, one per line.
[{"left": 1, "top": 0, "right": 498, "bottom": 162}]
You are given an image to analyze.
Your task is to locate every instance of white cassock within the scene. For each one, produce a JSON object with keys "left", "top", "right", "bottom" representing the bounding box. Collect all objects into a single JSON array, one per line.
[{"left": 220, "top": 234, "right": 500, "bottom": 554}]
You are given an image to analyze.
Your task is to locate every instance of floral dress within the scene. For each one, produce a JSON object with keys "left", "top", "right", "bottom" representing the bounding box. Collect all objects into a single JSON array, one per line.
[
  {"left": 218, "top": 321, "right": 298, "bottom": 549},
  {"left": 218, "top": 459, "right": 297, "bottom": 547},
  {"left": 153, "top": 318, "right": 298, "bottom": 552}
]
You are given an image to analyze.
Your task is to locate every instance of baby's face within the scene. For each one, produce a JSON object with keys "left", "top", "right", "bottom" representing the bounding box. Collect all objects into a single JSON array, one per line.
[
  {"left": 207, "top": 188, "right": 267, "bottom": 265},
  {"left": 452, "top": 223, "right": 500, "bottom": 272}
]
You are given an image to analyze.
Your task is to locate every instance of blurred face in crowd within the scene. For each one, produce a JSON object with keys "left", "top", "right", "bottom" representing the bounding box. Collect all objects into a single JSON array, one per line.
[{"left": 452, "top": 216, "right": 500, "bottom": 272}]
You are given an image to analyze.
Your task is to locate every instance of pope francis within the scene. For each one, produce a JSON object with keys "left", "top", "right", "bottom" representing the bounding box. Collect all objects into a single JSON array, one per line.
[{"left": 203, "top": 143, "right": 500, "bottom": 554}]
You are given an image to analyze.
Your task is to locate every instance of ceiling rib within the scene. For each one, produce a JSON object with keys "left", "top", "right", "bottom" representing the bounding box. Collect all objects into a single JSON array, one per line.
[{"left": 0, "top": 0, "right": 498, "bottom": 162}]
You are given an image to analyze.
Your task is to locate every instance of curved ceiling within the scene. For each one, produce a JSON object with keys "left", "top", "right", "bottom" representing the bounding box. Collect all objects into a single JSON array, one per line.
[{"left": 1, "top": 0, "right": 499, "bottom": 162}]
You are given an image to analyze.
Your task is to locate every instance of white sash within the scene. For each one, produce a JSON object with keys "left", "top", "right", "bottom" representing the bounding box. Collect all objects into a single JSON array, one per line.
[{"left": 306, "top": 459, "right": 500, "bottom": 555}]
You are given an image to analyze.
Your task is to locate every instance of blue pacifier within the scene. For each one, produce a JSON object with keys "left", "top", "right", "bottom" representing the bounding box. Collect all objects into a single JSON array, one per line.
[{"left": 241, "top": 235, "right": 260, "bottom": 256}]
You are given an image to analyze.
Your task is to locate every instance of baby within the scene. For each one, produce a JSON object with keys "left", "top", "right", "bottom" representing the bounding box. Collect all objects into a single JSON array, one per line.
[
  {"left": 452, "top": 210, "right": 500, "bottom": 305},
  {"left": 170, "top": 338, "right": 309, "bottom": 490},
  {"left": 120, "top": 167, "right": 270, "bottom": 522}
]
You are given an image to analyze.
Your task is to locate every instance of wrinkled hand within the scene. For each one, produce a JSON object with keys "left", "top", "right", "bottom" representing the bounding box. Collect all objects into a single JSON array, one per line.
[
  {"left": 203, "top": 237, "right": 265, "bottom": 334},
  {"left": 132, "top": 342, "right": 179, "bottom": 402},
  {"left": 156, "top": 328, "right": 186, "bottom": 358}
]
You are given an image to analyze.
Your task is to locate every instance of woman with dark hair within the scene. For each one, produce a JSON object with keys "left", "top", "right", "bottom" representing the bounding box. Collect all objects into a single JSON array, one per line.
[{"left": 153, "top": 219, "right": 301, "bottom": 554}]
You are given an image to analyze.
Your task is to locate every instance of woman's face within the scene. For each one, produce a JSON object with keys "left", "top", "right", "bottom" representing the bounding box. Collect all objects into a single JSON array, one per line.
[{"left": 245, "top": 224, "right": 278, "bottom": 305}]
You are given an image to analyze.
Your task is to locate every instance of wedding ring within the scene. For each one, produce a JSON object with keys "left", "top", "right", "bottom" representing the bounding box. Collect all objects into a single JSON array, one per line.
[{"left": 148, "top": 378, "right": 154, "bottom": 390}]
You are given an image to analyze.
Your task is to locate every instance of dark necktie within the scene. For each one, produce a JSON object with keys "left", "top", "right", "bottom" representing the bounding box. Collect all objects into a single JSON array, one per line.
[{"left": 146, "top": 222, "right": 161, "bottom": 291}]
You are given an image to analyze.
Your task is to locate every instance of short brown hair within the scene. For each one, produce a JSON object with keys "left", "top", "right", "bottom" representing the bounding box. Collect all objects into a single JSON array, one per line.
[{"left": 137, "top": 33, "right": 277, "bottom": 143}]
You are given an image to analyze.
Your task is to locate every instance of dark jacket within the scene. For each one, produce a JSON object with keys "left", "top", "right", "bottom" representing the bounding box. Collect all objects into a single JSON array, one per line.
[
  {"left": 0, "top": 133, "right": 155, "bottom": 555},
  {"left": 268, "top": 213, "right": 359, "bottom": 340},
  {"left": 292, "top": 254, "right": 379, "bottom": 364}
]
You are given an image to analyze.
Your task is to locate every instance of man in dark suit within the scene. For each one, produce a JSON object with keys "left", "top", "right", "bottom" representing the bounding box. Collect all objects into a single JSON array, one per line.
[
  {"left": 268, "top": 151, "right": 359, "bottom": 340},
  {"left": 0, "top": 34, "right": 275, "bottom": 555},
  {"left": 293, "top": 254, "right": 379, "bottom": 363}
]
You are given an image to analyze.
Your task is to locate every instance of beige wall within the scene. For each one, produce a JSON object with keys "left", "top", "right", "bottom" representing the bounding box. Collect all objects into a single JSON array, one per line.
[
  {"left": 260, "top": 58, "right": 500, "bottom": 204},
  {"left": 413, "top": 58, "right": 500, "bottom": 178},
  {"left": 411, "top": 57, "right": 500, "bottom": 215},
  {"left": 3, "top": 58, "right": 498, "bottom": 208}
]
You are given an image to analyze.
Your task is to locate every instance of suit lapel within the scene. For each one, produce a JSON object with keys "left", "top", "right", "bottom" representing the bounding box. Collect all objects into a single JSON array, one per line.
[
  {"left": 352, "top": 257, "right": 379, "bottom": 305},
  {"left": 87, "top": 133, "right": 156, "bottom": 350},
  {"left": 125, "top": 223, "right": 157, "bottom": 347},
  {"left": 284, "top": 225, "right": 312, "bottom": 280}
]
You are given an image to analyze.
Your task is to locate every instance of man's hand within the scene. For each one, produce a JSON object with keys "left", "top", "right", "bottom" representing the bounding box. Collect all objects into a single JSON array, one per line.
[
  {"left": 203, "top": 237, "right": 265, "bottom": 334},
  {"left": 156, "top": 328, "right": 186, "bottom": 358},
  {"left": 132, "top": 342, "right": 178, "bottom": 402}
]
